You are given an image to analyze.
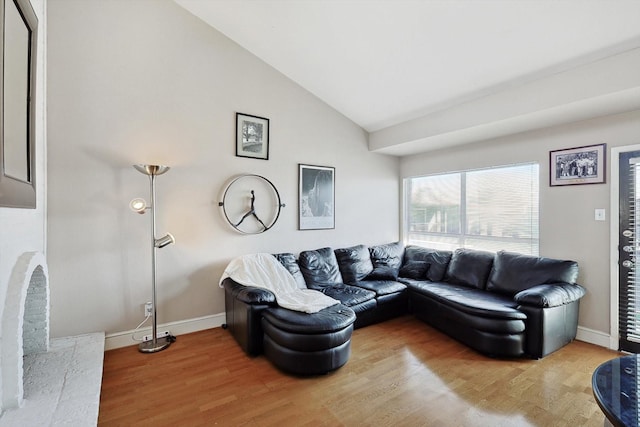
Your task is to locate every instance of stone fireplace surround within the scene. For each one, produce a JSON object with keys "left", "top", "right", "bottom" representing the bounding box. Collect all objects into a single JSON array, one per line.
[{"left": 0, "top": 252, "right": 104, "bottom": 425}]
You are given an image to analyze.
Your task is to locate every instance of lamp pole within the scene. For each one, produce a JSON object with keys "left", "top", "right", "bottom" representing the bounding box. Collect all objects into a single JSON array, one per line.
[{"left": 134, "top": 164, "right": 173, "bottom": 353}]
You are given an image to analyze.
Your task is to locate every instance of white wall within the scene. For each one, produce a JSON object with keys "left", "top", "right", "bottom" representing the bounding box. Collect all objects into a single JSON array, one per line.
[
  {"left": 401, "top": 109, "right": 640, "bottom": 337},
  {"left": 46, "top": 0, "right": 399, "bottom": 340},
  {"left": 371, "top": 48, "right": 640, "bottom": 156}
]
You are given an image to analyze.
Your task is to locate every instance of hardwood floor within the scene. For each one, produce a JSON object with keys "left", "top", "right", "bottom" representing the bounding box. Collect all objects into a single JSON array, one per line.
[{"left": 99, "top": 316, "right": 620, "bottom": 426}]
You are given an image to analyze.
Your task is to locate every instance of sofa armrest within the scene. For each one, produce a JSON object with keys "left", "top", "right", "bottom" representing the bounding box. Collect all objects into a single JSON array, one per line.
[
  {"left": 514, "top": 282, "right": 586, "bottom": 308},
  {"left": 221, "top": 278, "right": 277, "bottom": 305}
]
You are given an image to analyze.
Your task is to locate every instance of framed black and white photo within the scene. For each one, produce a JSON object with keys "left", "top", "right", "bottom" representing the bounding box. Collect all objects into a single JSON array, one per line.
[
  {"left": 236, "top": 113, "right": 269, "bottom": 160},
  {"left": 299, "top": 164, "right": 335, "bottom": 230},
  {"left": 550, "top": 143, "right": 606, "bottom": 186}
]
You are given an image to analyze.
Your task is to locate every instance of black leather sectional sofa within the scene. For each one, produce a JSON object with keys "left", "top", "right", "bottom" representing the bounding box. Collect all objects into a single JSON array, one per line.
[{"left": 221, "top": 242, "right": 586, "bottom": 371}]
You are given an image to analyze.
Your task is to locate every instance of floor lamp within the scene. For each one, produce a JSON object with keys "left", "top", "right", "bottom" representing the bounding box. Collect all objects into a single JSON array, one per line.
[{"left": 130, "top": 164, "right": 175, "bottom": 353}]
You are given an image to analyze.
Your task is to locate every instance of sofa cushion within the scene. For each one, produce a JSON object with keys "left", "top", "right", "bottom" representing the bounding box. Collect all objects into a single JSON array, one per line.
[
  {"left": 369, "top": 241, "right": 404, "bottom": 273},
  {"left": 399, "top": 260, "right": 430, "bottom": 280},
  {"left": 262, "top": 304, "right": 356, "bottom": 334},
  {"left": 353, "top": 279, "right": 406, "bottom": 296},
  {"left": 299, "top": 247, "right": 343, "bottom": 287},
  {"left": 317, "top": 284, "right": 376, "bottom": 306},
  {"left": 403, "top": 246, "right": 452, "bottom": 282},
  {"left": 446, "top": 248, "right": 494, "bottom": 290},
  {"left": 402, "top": 279, "right": 525, "bottom": 322},
  {"left": 487, "top": 250, "right": 579, "bottom": 296},
  {"left": 273, "top": 253, "right": 307, "bottom": 289},
  {"left": 335, "top": 244, "right": 374, "bottom": 284},
  {"left": 365, "top": 265, "right": 399, "bottom": 281}
]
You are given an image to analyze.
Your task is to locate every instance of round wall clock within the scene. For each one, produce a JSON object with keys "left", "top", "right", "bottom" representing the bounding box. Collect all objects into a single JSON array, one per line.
[{"left": 219, "top": 174, "right": 285, "bottom": 234}]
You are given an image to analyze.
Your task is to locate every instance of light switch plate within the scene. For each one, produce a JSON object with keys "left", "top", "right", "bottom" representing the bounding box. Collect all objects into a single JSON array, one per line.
[{"left": 595, "top": 208, "right": 606, "bottom": 221}]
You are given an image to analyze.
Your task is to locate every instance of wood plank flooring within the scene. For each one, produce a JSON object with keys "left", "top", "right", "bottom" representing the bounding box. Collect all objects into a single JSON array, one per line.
[{"left": 99, "top": 315, "right": 620, "bottom": 426}]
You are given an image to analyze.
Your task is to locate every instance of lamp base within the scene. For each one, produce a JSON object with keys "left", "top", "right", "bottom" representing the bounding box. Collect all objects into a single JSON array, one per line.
[{"left": 138, "top": 336, "right": 172, "bottom": 353}]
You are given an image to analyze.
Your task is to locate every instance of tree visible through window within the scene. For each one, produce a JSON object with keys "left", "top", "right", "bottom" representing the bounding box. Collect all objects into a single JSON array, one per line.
[{"left": 404, "top": 163, "right": 539, "bottom": 255}]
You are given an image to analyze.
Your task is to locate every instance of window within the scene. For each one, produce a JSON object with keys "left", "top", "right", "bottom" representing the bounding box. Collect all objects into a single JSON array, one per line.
[{"left": 404, "top": 163, "right": 539, "bottom": 255}]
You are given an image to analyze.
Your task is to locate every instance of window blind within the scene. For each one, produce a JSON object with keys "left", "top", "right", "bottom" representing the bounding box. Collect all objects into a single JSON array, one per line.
[{"left": 404, "top": 163, "right": 539, "bottom": 255}]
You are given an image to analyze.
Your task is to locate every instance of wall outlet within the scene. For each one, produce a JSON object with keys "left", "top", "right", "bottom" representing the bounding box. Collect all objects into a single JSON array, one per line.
[
  {"left": 142, "top": 331, "right": 170, "bottom": 342},
  {"left": 144, "top": 302, "right": 152, "bottom": 317}
]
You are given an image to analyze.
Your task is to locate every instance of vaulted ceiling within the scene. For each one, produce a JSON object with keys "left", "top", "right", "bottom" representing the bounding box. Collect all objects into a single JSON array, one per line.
[{"left": 175, "top": 0, "right": 640, "bottom": 156}]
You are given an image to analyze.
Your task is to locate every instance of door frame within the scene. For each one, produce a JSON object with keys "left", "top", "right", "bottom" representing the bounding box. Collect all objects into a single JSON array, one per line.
[{"left": 610, "top": 144, "right": 640, "bottom": 350}]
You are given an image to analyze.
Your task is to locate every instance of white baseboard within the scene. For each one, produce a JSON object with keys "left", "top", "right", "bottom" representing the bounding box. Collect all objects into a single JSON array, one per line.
[
  {"left": 576, "top": 325, "right": 613, "bottom": 349},
  {"left": 104, "top": 312, "right": 227, "bottom": 351},
  {"left": 104, "top": 317, "right": 614, "bottom": 352}
]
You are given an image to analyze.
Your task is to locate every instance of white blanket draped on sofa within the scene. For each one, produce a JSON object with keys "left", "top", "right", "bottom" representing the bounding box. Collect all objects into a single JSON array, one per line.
[{"left": 219, "top": 253, "right": 339, "bottom": 314}]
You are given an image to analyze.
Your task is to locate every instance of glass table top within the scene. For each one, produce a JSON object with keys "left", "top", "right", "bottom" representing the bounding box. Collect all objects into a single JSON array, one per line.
[{"left": 593, "top": 354, "right": 640, "bottom": 427}]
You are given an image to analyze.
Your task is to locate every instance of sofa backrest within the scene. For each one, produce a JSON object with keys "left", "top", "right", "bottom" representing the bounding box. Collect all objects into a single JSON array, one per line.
[
  {"left": 334, "top": 244, "right": 374, "bottom": 284},
  {"left": 369, "top": 242, "right": 404, "bottom": 271},
  {"left": 363, "top": 241, "right": 404, "bottom": 280},
  {"left": 403, "top": 246, "right": 452, "bottom": 282},
  {"left": 445, "top": 248, "right": 495, "bottom": 290},
  {"left": 273, "top": 253, "right": 307, "bottom": 289},
  {"left": 486, "top": 250, "right": 579, "bottom": 295},
  {"left": 299, "top": 247, "right": 344, "bottom": 287}
]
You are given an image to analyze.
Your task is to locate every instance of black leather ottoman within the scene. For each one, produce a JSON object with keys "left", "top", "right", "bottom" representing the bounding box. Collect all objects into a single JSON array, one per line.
[{"left": 261, "top": 304, "right": 356, "bottom": 375}]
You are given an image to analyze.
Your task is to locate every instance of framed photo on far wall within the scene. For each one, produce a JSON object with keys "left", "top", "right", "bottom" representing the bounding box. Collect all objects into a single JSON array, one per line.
[
  {"left": 236, "top": 113, "right": 269, "bottom": 160},
  {"left": 299, "top": 164, "right": 335, "bottom": 230},
  {"left": 550, "top": 143, "right": 606, "bottom": 186}
]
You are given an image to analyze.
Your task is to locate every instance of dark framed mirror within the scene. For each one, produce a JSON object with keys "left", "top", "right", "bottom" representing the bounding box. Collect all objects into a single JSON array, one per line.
[{"left": 0, "top": 0, "right": 37, "bottom": 208}]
